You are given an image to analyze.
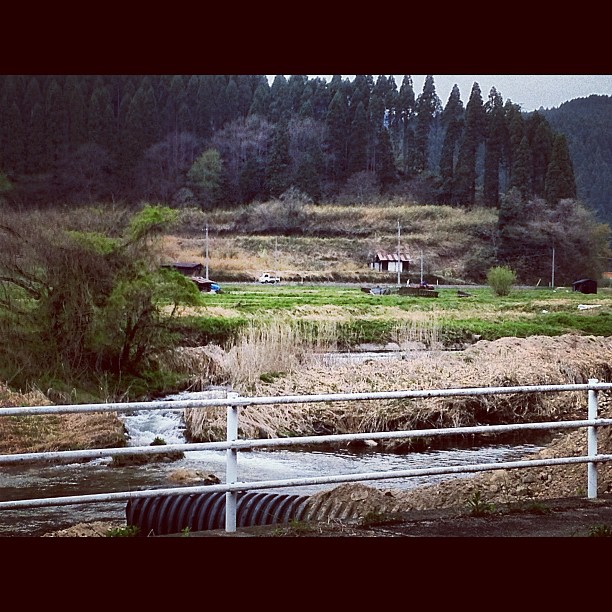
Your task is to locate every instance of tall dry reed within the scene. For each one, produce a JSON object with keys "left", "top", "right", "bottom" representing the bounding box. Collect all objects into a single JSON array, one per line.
[
  {"left": 390, "top": 316, "right": 440, "bottom": 351},
  {"left": 224, "top": 318, "right": 338, "bottom": 390}
]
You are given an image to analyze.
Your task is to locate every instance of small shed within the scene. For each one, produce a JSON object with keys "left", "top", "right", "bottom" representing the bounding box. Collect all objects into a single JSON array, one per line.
[
  {"left": 370, "top": 251, "right": 410, "bottom": 274},
  {"left": 161, "top": 262, "right": 204, "bottom": 277},
  {"left": 572, "top": 278, "right": 598, "bottom": 294}
]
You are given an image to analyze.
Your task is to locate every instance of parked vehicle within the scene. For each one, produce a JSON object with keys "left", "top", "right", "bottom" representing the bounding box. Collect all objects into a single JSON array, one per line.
[{"left": 258, "top": 272, "right": 281, "bottom": 284}]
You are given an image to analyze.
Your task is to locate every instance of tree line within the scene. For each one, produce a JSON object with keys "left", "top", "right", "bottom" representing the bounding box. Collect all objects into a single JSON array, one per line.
[
  {"left": 543, "top": 95, "right": 612, "bottom": 225},
  {"left": 0, "top": 74, "right": 577, "bottom": 211}
]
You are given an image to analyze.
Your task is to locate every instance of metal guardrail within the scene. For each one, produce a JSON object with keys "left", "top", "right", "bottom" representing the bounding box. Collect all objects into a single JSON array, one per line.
[{"left": 1, "top": 379, "right": 612, "bottom": 533}]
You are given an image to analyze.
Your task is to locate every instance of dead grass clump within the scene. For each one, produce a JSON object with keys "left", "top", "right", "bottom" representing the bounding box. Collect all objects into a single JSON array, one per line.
[
  {"left": 159, "top": 345, "right": 230, "bottom": 390},
  {"left": 234, "top": 334, "right": 612, "bottom": 441},
  {"left": 168, "top": 334, "right": 612, "bottom": 445},
  {"left": 180, "top": 320, "right": 338, "bottom": 440},
  {"left": 223, "top": 319, "right": 338, "bottom": 391},
  {"left": 0, "top": 382, "right": 126, "bottom": 454}
]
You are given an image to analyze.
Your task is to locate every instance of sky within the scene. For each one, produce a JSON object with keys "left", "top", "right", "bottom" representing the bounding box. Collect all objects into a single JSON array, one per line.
[{"left": 269, "top": 75, "right": 612, "bottom": 112}]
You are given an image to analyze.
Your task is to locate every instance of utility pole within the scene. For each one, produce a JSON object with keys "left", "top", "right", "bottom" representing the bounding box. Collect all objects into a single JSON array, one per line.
[
  {"left": 551, "top": 246, "right": 555, "bottom": 289},
  {"left": 397, "top": 220, "right": 401, "bottom": 286},
  {"left": 205, "top": 224, "right": 209, "bottom": 280},
  {"left": 420, "top": 250, "right": 424, "bottom": 284}
]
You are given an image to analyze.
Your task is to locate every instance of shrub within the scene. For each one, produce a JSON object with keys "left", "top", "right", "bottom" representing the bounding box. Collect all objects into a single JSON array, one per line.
[
  {"left": 106, "top": 525, "right": 140, "bottom": 537},
  {"left": 467, "top": 490, "right": 496, "bottom": 516},
  {"left": 487, "top": 266, "right": 517, "bottom": 296}
]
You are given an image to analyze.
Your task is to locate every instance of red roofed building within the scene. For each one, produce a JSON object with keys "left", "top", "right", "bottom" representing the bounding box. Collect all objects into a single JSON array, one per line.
[{"left": 369, "top": 250, "right": 411, "bottom": 273}]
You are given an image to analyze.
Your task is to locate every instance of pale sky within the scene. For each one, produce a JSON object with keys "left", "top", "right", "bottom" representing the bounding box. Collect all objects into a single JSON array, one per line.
[{"left": 268, "top": 75, "right": 612, "bottom": 112}]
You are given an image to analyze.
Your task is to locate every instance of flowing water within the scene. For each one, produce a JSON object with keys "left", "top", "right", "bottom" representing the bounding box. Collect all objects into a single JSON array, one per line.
[{"left": 0, "top": 386, "right": 546, "bottom": 537}]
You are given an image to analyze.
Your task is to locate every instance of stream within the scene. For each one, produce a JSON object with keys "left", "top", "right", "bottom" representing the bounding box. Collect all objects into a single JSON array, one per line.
[{"left": 0, "top": 385, "right": 546, "bottom": 537}]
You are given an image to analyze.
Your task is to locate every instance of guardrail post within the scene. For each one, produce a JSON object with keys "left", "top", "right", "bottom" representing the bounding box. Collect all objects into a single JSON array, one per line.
[
  {"left": 587, "top": 378, "right": 599, "bottom": 499},
  {"left": 225, "top": 392, "right": 240, "bottom": 532}
]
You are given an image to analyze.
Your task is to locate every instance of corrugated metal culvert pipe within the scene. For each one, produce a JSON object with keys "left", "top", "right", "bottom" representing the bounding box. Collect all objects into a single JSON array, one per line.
[{"left": 126, "top": 491, "right": 312, "bottom": 536}]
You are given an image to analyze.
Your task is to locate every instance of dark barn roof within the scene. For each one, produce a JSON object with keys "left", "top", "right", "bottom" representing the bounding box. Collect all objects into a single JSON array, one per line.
[
  {"left": 161, "top": 262, "right": 204, "bottom": 275},
  {"left": 572, "top": 278, "right": 598, "bottom": 294}
]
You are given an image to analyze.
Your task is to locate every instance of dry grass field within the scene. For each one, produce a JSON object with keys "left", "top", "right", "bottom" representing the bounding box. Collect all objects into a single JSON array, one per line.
[{"left": 161, "top": 203, "right": 499, "bottom": 283}]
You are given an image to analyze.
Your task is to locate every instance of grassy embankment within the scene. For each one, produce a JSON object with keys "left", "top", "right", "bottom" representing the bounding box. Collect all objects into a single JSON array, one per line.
[{"left": 169, "top": 282, "right": 612, "bottom": 355}]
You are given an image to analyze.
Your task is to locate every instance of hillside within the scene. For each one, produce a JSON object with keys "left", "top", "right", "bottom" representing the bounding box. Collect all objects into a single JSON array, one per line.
[
  {"left": 542, "top": 95, "right": 612, "bottom": 225},
  {"left": 163, "top": 203, "right": 498, "bottom": 284},
  {"left": 162, "top": 198, "right": 607, "bottom": 286}
]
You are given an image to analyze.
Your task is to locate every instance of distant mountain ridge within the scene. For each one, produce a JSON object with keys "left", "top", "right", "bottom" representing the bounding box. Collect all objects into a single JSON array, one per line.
[{"left": 541, "top": 95, "right": 612, "bottom": 225}]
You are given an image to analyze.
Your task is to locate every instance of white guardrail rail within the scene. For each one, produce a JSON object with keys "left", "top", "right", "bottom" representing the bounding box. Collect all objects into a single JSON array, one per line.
[{"left": 1, "top": 379, "right": 612, "bottom": 532}]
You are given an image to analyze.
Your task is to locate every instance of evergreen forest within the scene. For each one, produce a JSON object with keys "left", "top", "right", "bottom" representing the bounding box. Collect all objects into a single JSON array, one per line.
[{"left": 0, "top": 74, "right": 596, "bottom": 213}]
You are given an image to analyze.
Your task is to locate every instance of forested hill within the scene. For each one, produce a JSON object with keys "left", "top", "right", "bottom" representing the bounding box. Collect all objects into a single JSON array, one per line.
[
  {"left": 541, "top": 95, "right": 612, "bottom": 225},
  {"left": 0, "top": 75, "right": 596, "bottom": 218}
]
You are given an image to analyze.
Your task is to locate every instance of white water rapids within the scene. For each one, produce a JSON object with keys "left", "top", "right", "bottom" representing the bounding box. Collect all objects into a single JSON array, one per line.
[{"left": 0, "top": 386, "right": 545, "bottom": 536}]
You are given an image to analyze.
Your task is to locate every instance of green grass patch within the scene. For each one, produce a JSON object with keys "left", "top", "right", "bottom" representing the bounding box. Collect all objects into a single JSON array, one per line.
[{"left": 170, "top": 315, "right": 248, "bottom": 346}]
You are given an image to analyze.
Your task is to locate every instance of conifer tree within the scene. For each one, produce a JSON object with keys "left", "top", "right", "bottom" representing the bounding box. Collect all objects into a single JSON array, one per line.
[
  {"left": 23, "top": 77, "right": 46, "bottom": 173},
  {"left": 396, "top": 75, "right": 416, "bottom": 176},
  {"left": 239, "top": 151, "right": 266, "bottom": 203},
  {"left": 310, "top": 77, "right": 332, "bottom": 120},
  {"left": 64, "top": 76, "right": 88, "bottom": 149},
  {"left": 249, "top": 79, "right": 271, "bottom": 118},
  {"left": 384, "top": 75, "right": 399, "bottom": 135},
  {"left": 267, "top": 120, "right": 291, "bottom": 197},
  {"left": 453, "top": 82, "right": 485, "bottom": 205},
  {"left": 412, "top": 76, "right": 441, "bottom": 174},
  {"left": 87, "top": 79, "right": 115, "bottom": 151},
  {"left": 545, "top": 133, "right": 577, "bottom": 205},
  {"left": 369, "top": 75, "right": 390, "bottom": 129},
  {"left": 326, "top": 89, "right": 350, "bottom": 185},
  {"left": 164, "top": 75, "right": 189, "bottom": 134},
  {"left": 293, "top": 152, "right": 322, "bottom": 201},
  {"left": 438, "top": 84, "right": 464, "bottom": 203},
  {"left": 510, "top": 135, "right": 532, "bottom": 200},
  {"left": 44, "top": 78, "right": 69, "bottom": 165},
  {"left": 209, "top": 75, "right": 229, "bottom": 130},
  {"left": 268, "top": 75, "right": 290, "bottom": 122},
  {"left": 375, "top": 127, "right": 397, "bottom": 192},
  {"left": 503, "top": 100, "right": 524, "bottom": 192},
  {"left": 234, "top": 75, "right": 257, "bottom": 117},
  {"left": 298, "top": 82, "right": 314, "bottom": 118},
  {"left": 0, "top": 100, "right": 24, "bottom": 174},
  {"left": 287, "top": 75, "right": 307, "bottom": 115},
  {"left": 224, "top": 78, "right": 241, "bottom": 124},
  {"left": 347, "top": 101, "right": 369, "bottom": 174},
  {"left": 195, "top": 76, "right": 214, "bottom": 138},
  {"left": 483, "top": 87, "right": 505, "bottom": 207},
  {"left": 527, "top": 111, "right": 554, "bottom": 198},
  {"left": 0, "top": 77, "right": 25, "bottom": 173},
  {"left": 496, "top": 187, "right": 524, "bottom": 264},
  {"left": 185, "top": 75, "right": 200, "bottom": 133},
  {"left": 119, "top": 79, "right": 158, "bottom": 191}
]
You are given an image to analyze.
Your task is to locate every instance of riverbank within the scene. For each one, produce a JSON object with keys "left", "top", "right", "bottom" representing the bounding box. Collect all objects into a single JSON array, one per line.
[
  {"left": 183, "top": 334, "right": 612, "bottom": 443},
  {"left": 3, "top": 334, "right": 612, "bottom": 537}
]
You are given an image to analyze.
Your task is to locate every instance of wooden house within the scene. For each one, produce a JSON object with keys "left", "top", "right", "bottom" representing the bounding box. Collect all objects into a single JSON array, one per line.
[{"left": 369, "top": 251, "right": 410, "bottom": 274}]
